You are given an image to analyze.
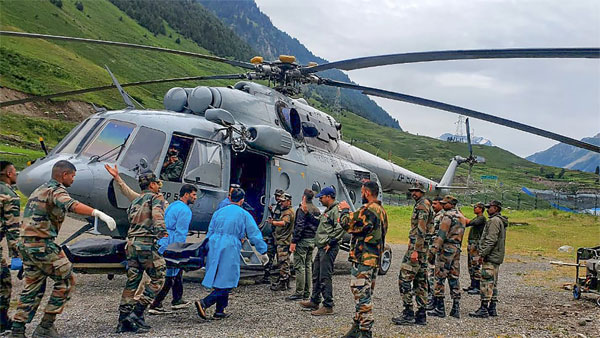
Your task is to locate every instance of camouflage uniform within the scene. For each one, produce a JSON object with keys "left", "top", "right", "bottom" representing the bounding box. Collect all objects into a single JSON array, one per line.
[
  {"left": 427, "top": 210, "right": 443, "bottom": 299},
  {"left": 160, "top": 159, "right": 183, "bottom": 181},
  {"left": 118, "top": 189, "right": 168, "bottom": 314},
  {"left": 466, "top": 215, "right": 486, "bottom": 284},
  {"left": 431, "top": 207, "right": 464, "bottom": 300},
  {"left": 399, "top": 196, "right": 433, "bottom": 310},
  {"left": 260, "top": 201, "right": 280, "bottom": 284},
  {"left": 13, "top": 179, "right": 78, "bottom": 325},
  {"left": 274, "top": 205, "right": 295, "bottom": 282},
  {"left": 478, "top": 211, "right": 507, "bottom": 303},
  {"left": 0, "top": 181, "right": 20, "bottom": 316},
  {"left": 340, "top": 201, "right": 388, "bottom": 332}
]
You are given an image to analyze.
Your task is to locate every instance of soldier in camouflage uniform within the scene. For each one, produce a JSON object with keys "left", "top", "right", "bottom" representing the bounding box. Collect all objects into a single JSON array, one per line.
[
  {"left": 426, "top": 196, "right": 443, "bottom": 310},
  {"left": 463, "top": 202, "right": 486, "bottom": 295},
  {"left": 428, "top": 195, "right": 465, "bottom": 319},
  {"left": 393, "top": 182, "right": 433, "bottom": 326},
  {"left": 258, "top": 189, "right": 284, "bottom": 284},
  {"left": 11, "top": 160, "right": 116, "bottom": 338},
  {"left": 470, "top": 200, "right": 508, "bottom": 318},
  {"left": 0, "top": 162, "right": 20, "bottom": 332},
  {"left": 160, "top": 148, "right": 184, "bottom": 181},
  {"left": 338, "top": 180, "right": 388, "bottom": 338},
  {"left": 117, "top": 172, "right": 168, "bottom": 334},
  {"left": 268, "top": 193, "right": 295, "bottom": 291}
]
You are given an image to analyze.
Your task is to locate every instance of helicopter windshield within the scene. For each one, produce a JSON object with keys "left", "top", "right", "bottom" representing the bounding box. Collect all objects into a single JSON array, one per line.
[
  {"left": 81, "top": 120, "right": 135, "bottom": 161},
  {"left": 53, "top": 118, "right": 105, "bottom": 154},
  {"left": 120, "top": 126, "right": 166, "bottom": 172}
]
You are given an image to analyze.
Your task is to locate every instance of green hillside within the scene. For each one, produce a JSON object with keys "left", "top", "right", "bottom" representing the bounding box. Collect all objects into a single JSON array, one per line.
[
  {"left": 0, "top": 0, "right": 247, "bottom": 109},
  {"left": 1, "top": 0, "right": 597, "bottom": 206}
]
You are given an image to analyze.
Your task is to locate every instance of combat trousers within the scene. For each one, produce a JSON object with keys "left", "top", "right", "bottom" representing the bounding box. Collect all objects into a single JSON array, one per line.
[
  {"left": 398, "top": 249, "right": 427, "bottom": 310},
  {"left": 119, "top": 238, "right": 166, "bottom": 314},
  {"left": 480, "top": 261, "right": 499, "bottom": 302},
  {"left": 467, "top": 241, "right": 482, "bottom": 282},
  {"left": 310, "top": 245, "right": 339, "bottom": 308},
  {"left": 151, "top": 269, "right": 183, "bottom": 307},
  {"left": 276, "top": 244, "right": 291, "bottom": 281},
  {"left": 202, "top": 288, "right": 231, "bottom": 314},
  {"left": 13, "top": 239, "right": 75, "bottom": 324},
  {"left": 0, "top": 253, "right": 12, "bottom": 313},
  {"left": 350, "top": 263, "right": 377, "bottom": 332},
  {"left": 434, "top": 244, "right": 461, "bottom": 299},
  {"left": 293, "top": 238, "right": 314, "bottom": 298},
  {"left": 426, "top": 241, "right": 436, "bottom": 298}
]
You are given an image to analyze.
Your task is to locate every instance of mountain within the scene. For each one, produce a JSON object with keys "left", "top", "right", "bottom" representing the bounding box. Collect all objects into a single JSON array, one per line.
[
  {"left": 439, "top": 133, "right": 494, "bottom": 146},
  {"left": 526, "top": 133, "right": 600, "bottom": 173},
  {"left": 197, "top": 0, "right": 402, "bottom": 130}
]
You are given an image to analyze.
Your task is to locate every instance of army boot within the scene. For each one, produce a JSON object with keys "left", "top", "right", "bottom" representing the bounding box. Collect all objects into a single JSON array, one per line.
[
  {"left": 469, "top": 301, "right": 490, "bottom": 318},
  {"left": 425, "top": 296, "right": 436, "bottom": 311},
  {"left": 0, "top": 309, "right": 12, "bottom": 333},
  {"left": 357, "top": 329, "right": 372, "bottom": 338},
  {"left": 487, "top": 300, "right": 498, "bottom": 317},
  {"left": 32, "top": 313, "right": 59, "bottom": 338},
  {"left": 428, "top": 297, "right": 446, "bottom": 318},
  {"left": 9, "top": 323, "right": 26, "bottom": 338},
  {"left": 414, "top": 307, "right": 427, "bottom": 325},
  {"left": 468, "top": 280, "right": 481, "bottom": 295},
  {"left": 463, "top": 279, "right": 475, "bottom": 292},
  {"left": 391, "top": 305, "right": 415, "bottom": 325},
  {"left": 341, "top": 320, "right": 360, "bottom": 338},
  {"left": 130, "top": 303, "right": 151, "bottom": 330},
  {"left": 270, "top": 278, "right": 288, "bottom": 291},
  {"left": 449, "top": 299, "right": 460, "bottom": 318},
  {"left": 299, "top": 300, "right": 319, "bottom": 311},
  {"left": 116, "top": 311, "right": 138, "bottom": 333}
]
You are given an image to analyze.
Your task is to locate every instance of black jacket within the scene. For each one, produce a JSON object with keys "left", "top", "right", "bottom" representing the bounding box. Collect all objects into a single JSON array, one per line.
[{"left": 291, "top": 202, "right": 321, "bottom": 244}]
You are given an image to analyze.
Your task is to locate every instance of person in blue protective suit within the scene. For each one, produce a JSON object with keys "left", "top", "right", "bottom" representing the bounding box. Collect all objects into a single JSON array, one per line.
[
  {"left": 216, "top": 184, "right": 240, "bottom": 210},
  {"left": 148, "top": 184, "right": 198, "bottom": 314},
  {"left": 194, "top": 188, "right": 269, "bottom": 319}
]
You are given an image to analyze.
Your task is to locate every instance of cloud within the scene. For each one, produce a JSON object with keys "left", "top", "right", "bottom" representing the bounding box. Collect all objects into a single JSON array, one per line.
[{"left": 254, "top": 0, "right": 600, "bottom": 157}]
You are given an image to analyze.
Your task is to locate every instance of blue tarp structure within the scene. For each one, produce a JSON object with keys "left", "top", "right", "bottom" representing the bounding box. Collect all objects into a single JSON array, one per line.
[{"left": 521, "top": 187, "right": 575, "bottom": 213}]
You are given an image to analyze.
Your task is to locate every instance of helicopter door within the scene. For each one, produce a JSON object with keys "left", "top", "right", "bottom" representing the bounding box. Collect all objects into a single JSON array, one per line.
[{"left": 229, "top": 151, "right": 269, "bottom": 225}]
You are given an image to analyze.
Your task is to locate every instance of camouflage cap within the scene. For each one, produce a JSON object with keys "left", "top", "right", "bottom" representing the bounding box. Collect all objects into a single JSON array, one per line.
[
  {"left": 281, "top": 192, "right": 292, "bottom": 201},
  {"left": 274, "top": 189, "right": 284, "bottom": 197},
  {"left": 167, "top": 148, "right": 179, "bottom": 157},
  {"left": 442, "top": 195, "right": 458, "bottom": 205},
  {"left": 408, "top": 182, "right": 426, "bottom": 193},
  {"left": 473, "top": 202, "right": 485, "bottom": 209},
  {"left": 485, "top": 200, "right": 502, "bottom": 209},
  {"left": 138, "top": 171, "right": 160, "bottom": 185}
]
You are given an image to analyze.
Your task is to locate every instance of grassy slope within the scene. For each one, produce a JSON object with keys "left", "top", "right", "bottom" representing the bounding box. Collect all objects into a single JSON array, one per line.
[
  {"left": 385, "top": 206, "right": 599, "bottom": 261},
  {"left": 0, "top": 0, "right": 244, "bottom": 109},
  {"left": 1, "top": 0, "right": 597, "bottom": 195}
]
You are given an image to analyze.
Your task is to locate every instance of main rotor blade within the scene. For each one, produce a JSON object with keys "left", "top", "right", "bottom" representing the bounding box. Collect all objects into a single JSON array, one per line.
[
  {"left": 466, "top": 118, "right": 473, "bottom": 157},
  {"left": 304, "top": 48, "right": 600, "bottom": 73},
  {"left": 0, "top": 74, "right": 247, "bottom": 108},
  {"left": 321, "top": 78, "right": 600, "bottom": 153},
  {"left": 0, "top": 31, "right": 256, "bottom": 70}
]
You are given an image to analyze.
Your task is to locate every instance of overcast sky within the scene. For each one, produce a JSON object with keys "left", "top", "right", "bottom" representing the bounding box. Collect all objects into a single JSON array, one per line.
[{"left": 254, "top": 0, "right": 600, "bottom": 157}]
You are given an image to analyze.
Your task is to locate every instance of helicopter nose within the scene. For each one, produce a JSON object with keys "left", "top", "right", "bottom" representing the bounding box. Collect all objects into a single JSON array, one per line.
[{"left": 17, "top": 155, "right": 94, "bottom": 202}]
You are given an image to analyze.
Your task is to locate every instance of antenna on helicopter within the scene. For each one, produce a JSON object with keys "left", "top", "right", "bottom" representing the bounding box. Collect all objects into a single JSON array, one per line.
[{"left": 104, "top": 66, "right": 143, "bottom": 110}]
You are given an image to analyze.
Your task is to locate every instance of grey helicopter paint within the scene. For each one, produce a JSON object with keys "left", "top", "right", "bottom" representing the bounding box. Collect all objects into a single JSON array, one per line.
[{"left": 17, "top": 79, "right": 457, "bottom": 240}]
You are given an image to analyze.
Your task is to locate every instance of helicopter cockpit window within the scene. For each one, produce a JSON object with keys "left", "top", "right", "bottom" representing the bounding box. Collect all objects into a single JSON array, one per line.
[
  {"left": 120, "top": 127, "right": 166, "bottom": 172},
  {"left": 183, "top": 140, "right": 222, "bottom": 187},
  {"left": 81, "top": 120, "right": 135, "bottom": 162},
  {"left": 55, "top": 118, "right": 105, "bottom": 154},
  {"left": 160, "top": 134, "right": 193, "bottom": 182}
]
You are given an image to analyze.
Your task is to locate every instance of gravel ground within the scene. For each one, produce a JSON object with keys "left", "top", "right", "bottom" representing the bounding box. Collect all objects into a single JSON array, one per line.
[{"left": 5, "top": 218, "right": 599, "bottom": 337}]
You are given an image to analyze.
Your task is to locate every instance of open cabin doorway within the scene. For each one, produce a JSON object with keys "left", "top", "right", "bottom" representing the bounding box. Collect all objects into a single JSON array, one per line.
[{"left": 230, "top": 151, "right": 269, "bottom": 224}]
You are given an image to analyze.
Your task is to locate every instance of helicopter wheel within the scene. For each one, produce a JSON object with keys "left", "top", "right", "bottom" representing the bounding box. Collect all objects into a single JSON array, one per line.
[
  {"left": 572, "top": 285, "right": 581, "bottom": 300},
  {"left": 378, "top": 244, "right": 392, "bottom": 275}
]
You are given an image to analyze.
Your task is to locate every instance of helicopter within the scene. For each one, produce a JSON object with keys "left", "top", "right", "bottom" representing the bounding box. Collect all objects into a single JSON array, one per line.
[{"left": 1, "top": 31, "right": 599, "bottom": 274}]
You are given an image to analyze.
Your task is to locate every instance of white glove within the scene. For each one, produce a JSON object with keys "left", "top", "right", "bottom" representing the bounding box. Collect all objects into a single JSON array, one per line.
[
  {"left": 92, "top": 209, "right": 117, "bottom": 232},
  {"left": 259, "top": 253, "right": 269, "bottom": 266}
]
